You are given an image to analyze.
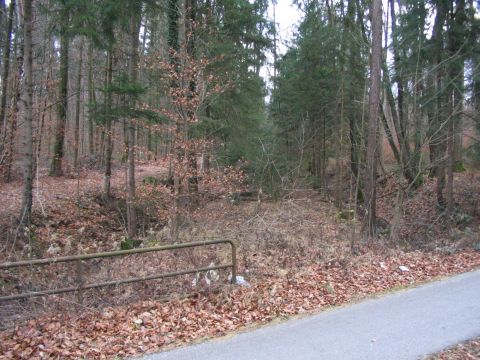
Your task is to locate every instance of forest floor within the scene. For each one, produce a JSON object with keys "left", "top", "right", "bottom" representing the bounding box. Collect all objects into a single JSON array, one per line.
[
  {"left": 426, "top": 337, "right": 480, "bottom": 359},
  {"left": 0, "top": 162, "right": 479, "bottom": 359}
]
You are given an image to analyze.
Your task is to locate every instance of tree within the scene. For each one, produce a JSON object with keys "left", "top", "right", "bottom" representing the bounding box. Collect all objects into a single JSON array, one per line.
[
  {"left": 363, "top": 0, "right": 382, "bottom": 238},
  {"left": 126, "top": 1, "right": 142, "bottom": 240},
  {"left": 380, "top": 0, "right": 423, "bottom": 189},
  {"left": 270, "top": 0, "right": 368, "bottom": 196},
  {"left": 19, "top": 0, "right": 34, "bottom": 227},
  {"left": 102, "top": 48, "right": 114, "bottom": 199},
  {"left": 73, "top": 38, "right": 84, "bottom": 170},
  {"left": 0, "top": 0, "right": 14, "bottom": 135},
  {"left": 49, "top": 0, "right": 115, "bottom": 175},
  {"left": 50, "top": 0, "right": 71, "bottom": 176}
]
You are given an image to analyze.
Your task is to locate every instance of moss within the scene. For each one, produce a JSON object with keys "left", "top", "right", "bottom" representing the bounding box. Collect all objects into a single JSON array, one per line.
[
  {"left": 336, "top": 210, "right": 355, "bottom": 220},
  {"left": 142, "top": 176, "right": 159, "bottom": 185},
  {"left": 120, "top": 238, "right": 142, "bottom": 250},
  {"left": 453, "top": 161, "right": 466, "bottom": 173}
]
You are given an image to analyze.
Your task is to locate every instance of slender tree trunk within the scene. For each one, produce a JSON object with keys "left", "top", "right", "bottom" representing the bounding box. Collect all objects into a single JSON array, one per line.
[
  {"left": 126, "top": 6, "right": 141, "bottom": 239},
  {"left": 103, "top": 50, "right": 114, "bottom": 200},
  {"left": 73, "top": 39, "right": 84, "bottom": 170},
  {"left": 186, "top": 0, "right": 198, "bottom": 195},
  {"left": 452, "top": 0, "right": 466, "bottom": 170},
  {"left": 168, "top": 0, "right": 181, "bottom": 241},
  {"left": 429, "top": 0, "right": 447, "bottom": 207},
  {"left": 50, "top": 6, "right": 70, "bottom": 176},
  {"left": 446, "top": 105, "right": 454, "bottom": 220},
  {"left": 19, "top": 0, "right": 33, "bottom": 226},
  {"left": 87, "top": 43, "right": 94, "bottom": 155},
  {"left": 346, "top": 0, "right": 362, "bottom": 182},
  {"left": 389, "top": 0, "right": 411, "bottom": 166},
  {"left": 36, "top": 95, "right": 47, "bottom": 164},
  {"left": 446, "top": 0, "right": 466, "bottom": 217},
  {"left": 474, "top": 54, "right": 480, "bottom": 150},
  {"left": 0, "top": 0, "right": 5, "bottom": 43},
  {"left": 382, "top": 59, "right": 418, "bottom": 187},
  {"left": 363, "top": 0, "right": 382, "bottom": 238},
  {"left": 3, "top": 10, "right": 23, "bottom": 182},
  {"left": 380, "top": 108, "right": 401, "bottom": 164},
  {"left": 0, "top": 0, "right": 14, "bottom": 137}
]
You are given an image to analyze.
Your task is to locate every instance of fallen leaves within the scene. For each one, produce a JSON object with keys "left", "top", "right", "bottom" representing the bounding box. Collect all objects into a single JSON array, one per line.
[
  {"left": 427, "top": 337, "right": 480, "bottom": 359},
  {"left": 1, "top": 249, "right": 479, "bottom": 359},
  {"left": 1, "top": 163, "right": 479, "bottom": 359}
]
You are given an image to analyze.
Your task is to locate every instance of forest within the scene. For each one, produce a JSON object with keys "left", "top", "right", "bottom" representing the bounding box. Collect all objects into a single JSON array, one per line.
[{"left": 0, "top": 0, "right": 479, "bottom": 358}]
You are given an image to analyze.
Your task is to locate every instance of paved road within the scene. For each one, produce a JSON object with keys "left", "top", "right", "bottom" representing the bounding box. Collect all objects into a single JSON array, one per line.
[{"left": 139, "top": 270, "right": 480, "bottom": 360}]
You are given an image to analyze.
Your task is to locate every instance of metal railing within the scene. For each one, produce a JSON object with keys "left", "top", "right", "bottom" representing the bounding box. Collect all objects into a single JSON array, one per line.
[{"left": 0, "top": 239, "right": 237, "bottom": 302}]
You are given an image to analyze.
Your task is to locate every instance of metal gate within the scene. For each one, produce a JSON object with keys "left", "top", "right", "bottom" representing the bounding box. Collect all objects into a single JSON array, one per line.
[{"left": 0, "top": 239, "right": 237, "bottom": 302}]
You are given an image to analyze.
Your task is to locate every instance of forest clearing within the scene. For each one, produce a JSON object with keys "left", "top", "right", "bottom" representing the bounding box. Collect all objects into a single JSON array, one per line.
[{"left": 0, "top": 0, "right": 480, "bottom": 358}]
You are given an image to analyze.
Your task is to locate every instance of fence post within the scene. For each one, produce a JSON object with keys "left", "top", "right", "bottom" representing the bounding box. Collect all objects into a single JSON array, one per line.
[
  {"left": 230, "top": 241, "right": 237, "bottom": 284},
  {"left": 76, "top": 259, "right": 84, "bottom": 305}
]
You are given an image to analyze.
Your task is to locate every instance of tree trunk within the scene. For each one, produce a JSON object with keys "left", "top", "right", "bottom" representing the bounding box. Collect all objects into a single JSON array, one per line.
[
  {"left": 446, "top": 0, "right": 466, "bottom": 217},
  {"left": 429, "top": 0, "right": 447, "bottom": 207},
  {"left": 0, "top": 0, "right": 14, "bottom": 137},
  {"left": 452, "top": 0, "right": 466, "bottom": 170},
  {"left": 3, "top": 8, "right": 23, "bottom": 183},
  {"left": 87, "top": 43, "right": 95, "bottom": 155},
  {"left": 19, "top": 0, "right": 33, "bottom": 227},
  {"left": 389, "top": 0, "right": 411, "bottom": 166},
  {"left": 186, "top": 0, "right": 198, "bottom": 195},
  {"left": 126, "top": 6, "right": 141, "bottom": 239},
  {"left": 363, "top": 0, "right": 382, "bottom": 238},
  {"left": 50, "top": 6, "right": 70, "bottom": 176},
  {"left": 168, "top": 0, "right": 181, "bottom": 241},
  {"left": 73, "top": 39, "right": 84, "bottom": 170},
  {"left": 0, "top": 0, "right": 5, "bottom": 45},
  {"left": 103, "top": 50, "right": 114, "bottom": 200},
  {"left": 382, "top": 59, "right": 418, "bottom": 187}
]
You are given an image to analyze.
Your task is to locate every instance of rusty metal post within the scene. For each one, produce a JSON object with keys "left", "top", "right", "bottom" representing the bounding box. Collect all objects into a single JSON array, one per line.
[
  {"left": 229, "top": 241, "right": 237, "bottom": 284},
  {"left": 76, "top": 259, "right": 84, "bottom": 305}
]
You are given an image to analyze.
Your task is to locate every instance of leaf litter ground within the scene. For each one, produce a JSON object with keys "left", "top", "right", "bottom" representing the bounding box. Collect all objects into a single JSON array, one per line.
[{"left": 0, "top": 165, "right": 479, "bottom": 359}]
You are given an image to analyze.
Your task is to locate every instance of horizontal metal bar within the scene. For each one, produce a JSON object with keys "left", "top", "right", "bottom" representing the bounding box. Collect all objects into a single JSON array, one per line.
[
  {"left": 0, "top": 264, "right": 233, "bottom": 302},
  {"left": 0, "top": 239, "right": 235, "bottom": 269}
]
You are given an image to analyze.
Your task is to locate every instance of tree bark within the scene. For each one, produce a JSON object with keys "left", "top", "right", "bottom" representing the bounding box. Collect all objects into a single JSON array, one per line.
[
  {"left": 3, "top": 6, "right": 23, "bottom": 183},
  {"left": 0, "top": 0, "right": 14, "bottom": 137},
  {"left": 103, "top": 50, "right": 113, "bottom": 200},
  {"left": 126, "top": 5, "right": 141, "bottom": 239},
  {"left": 50, "top": 5, "right": 70, "bottom": 176},
  {"left": 73, "top": 38, "right": 84, "bottom": 170},
  {"left": 19, "top": 0, "right": 33, "bottom": 227},
  {"left": 446, "top": 0, "right": 466, "bottom": 218},
  {"left": 87, "top": 42, "right": 95, "bottom": 155},
  {"left": 363, "top": 0, "right": 382, "bottom": 238}
]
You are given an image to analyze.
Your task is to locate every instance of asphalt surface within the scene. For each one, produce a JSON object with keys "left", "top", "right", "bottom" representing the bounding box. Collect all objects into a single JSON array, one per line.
[{"left": 139, "top": 269, "right": 480, "bottom": 360}]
